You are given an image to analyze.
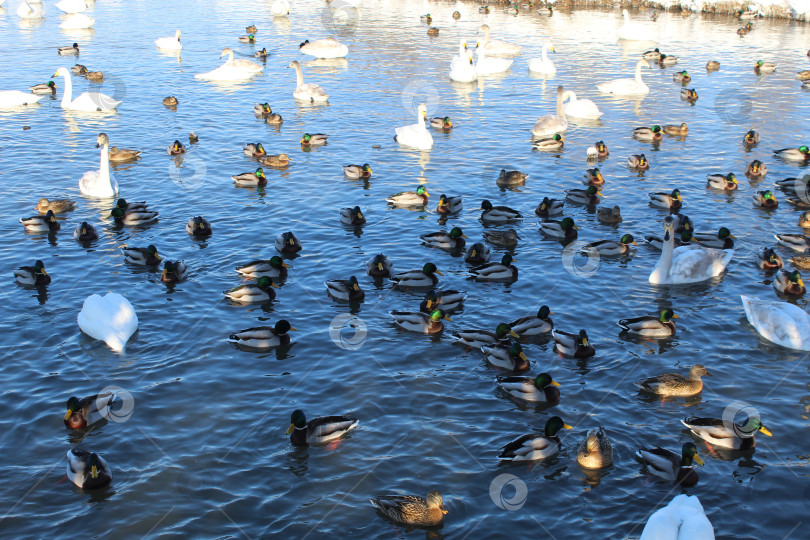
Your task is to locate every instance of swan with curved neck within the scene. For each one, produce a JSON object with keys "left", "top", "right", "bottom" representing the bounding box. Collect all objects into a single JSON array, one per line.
[
  {"left": 617, "top": 8, "right": 657, "bottom": 42},
  {"left": 395, "top": 103, "right": 433, "bottom": 150},
  {"left": 649, "top": 217, "right": 734, "bottom": 285},
  {"left": 450, "top": 40, "right": 476, "bottom": 82},
  {"left": 475, "top": 44, "right": 513, "bottom": 75},
  {"left": 53, "top": 67, "right": 121, "bottom": 111},
  {"left": 477, "top": 24, "right": 521, "bottom": 56},
  {"left": 596, "top": 58, "right": 650, "bottom": 95},
  {"left": 288, "top": 60, "right": 329, "bottom": 102},
  {"left": 531, "top": 85, "right": 568, "bottom": 137},
  {"left": 79, "top": 133, "right": 119, "bottom": 198},
  {"left": 562, "top": 90, "right": 603, "bottom": 119},
  {"left": 528, "top": 42, "right": 556, "bottom": 74}
]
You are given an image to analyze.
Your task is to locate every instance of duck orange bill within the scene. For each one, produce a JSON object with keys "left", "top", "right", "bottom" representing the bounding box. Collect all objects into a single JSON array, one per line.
[
  {"left": 282, "top": 262, "right": 290, "bottom": 268},
  {"left": 759, "top": 426, "right": 773, "bottom": 436},
  {"left": 91, "top": 465, "right": 99, "bottom": 478},
  {"left": 672, "top": 314, "right": 680, "bottom": 319},
  {"left": 563, "top": 423, "right": 573, "bottom": 429},
  {"left": 551, "top": 381, "right": 561, "bottom": 387},
  {"left": 270, "top": 282, "right": 280, "bottom": 288},
  {"left": 693, "top": 453, "right": 705, "bottom": 466},
  {"left": 519, "top": 352, "right": 528, "bottom": 361},
  {"left": 285, "top": 423, "right": 295, "bottom": 435},
  {"left": 64, "top": 410, "right": 73, "bottom": 421},
  {"left": 509, "top": 330, "right": 520, "bottom": 338},
  {"left": 435, "top": 270, "right": 443, "bottom": 275},
  {"left": 289, "top": 326, "right": 298, "bottom": 331},
  {"left": 443, "top": 315, "right": 452, "bottom": 321},
  {"left": 440, "top": 504, "right": 448, "bottom": 515}
]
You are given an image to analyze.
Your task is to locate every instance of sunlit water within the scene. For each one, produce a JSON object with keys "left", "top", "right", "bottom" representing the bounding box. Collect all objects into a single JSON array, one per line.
[{"left": 1, "top": 1, "right": 810, "bottom": 538}]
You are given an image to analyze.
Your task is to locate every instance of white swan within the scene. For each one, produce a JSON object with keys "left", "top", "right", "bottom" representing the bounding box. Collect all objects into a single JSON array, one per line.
[
  {"left": 299, "top": 37, "right": 348, "bottom": 59},
  {"left": 271, "top": 0, "right": 290, "bottom": 16},
  {"left": 477, "top": 24, "right": 521, "bottom": 57},
  {"left": 562, "top": 90, "right": 603, "bottom": 119},
  {"left": 195, "top": 48, "right": 262, "bottom": 81},
  {"left": 531, "top": 85, "right": 568, "bottom": 137},
  {"left": 77, "top": 292, "right": 138, "bottom": 352},
  {"left": 0, "top": 90, "right": 43, "bottom": 108},
  {"left": 17, "top": 0, "right": 44, "bottom": 18},
  {"left": 617, "top": 8, "right": 657, "bottom": 42},
  {"left": 649, "top": 217, "right": 733, "bottom": 285},
  {"left": 640, "top": 494, "right": 714, "bottom": 540},
  {"left": 53, "top": 67, "right": 121, "bottom": 111},
  {"left": 395, "top": 103, "right": 433, "bottom": 150},
  {"left": 449, "top": 40, "right": 476, "bottom": 82},
  {"left": 59, "top": 12, "right": 94, "bottom": 29},
  {"left": 80, "top": 133, "right": 119, "bottom": 198},
  {"left": 155, "top": 29, "right": 182, "bottom": 51},
  {"left": 288, "top": 60, "right": 329, "bottom": 102},
  {"left": 741, "top": 295, "right": 810, "bottom": 351},
  {"left": 475, "top": 45, "right": 512, "bottom": 76},
  {"left": 597, "top": 58, "right": 650, "bottom": 95},
  {"left": 55, "top": 0, "right": 86, "bottom": 13},
  {"left": 528, "top": 42, "right": 556, "bottom": 74}
]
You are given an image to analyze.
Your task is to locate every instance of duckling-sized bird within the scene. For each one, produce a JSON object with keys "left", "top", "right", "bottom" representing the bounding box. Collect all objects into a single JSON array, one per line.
[
  {"left": 673, "top": 70, "right": 691, "bottom": 83},
  {"left": 693, "top": 227, "right": 735, "bottom": 249},
  {"left": 774, "top": 233, "right": 810, "bottom": 252},
  {"left": 161, "top": 260, "right": 188, "bottom": 283},
  {"left": 481, "top": 340, "right": 530, "bottom": 371},
  {"left": 232, "top": 167, "right": 267, "bottom": 187},
  {"left": 74, "top": 222, "right": 98, "bottom": 242},
  {"left": 110, "top": 207, "right": 158, "bottom": 226},
  {"left": 680, "top": 88, "right": 698, "bottom": 102},
  {"left": 66, "top": 449, "right": 112, "bottom": 489},
  {"left": 746, "top": 159, "right": 767, "bottom": 178},
  {"left": 452, "top": 323, "right": 519, "bottom": 348},
  {"left": 30, "top": 81, "right": 57, "bottom": 94},
  {"left": 187, "top": 216, "right": 212, "bottom": 237},
  {"left": 754, "top": 60, "right": 776, "bottom": 74},
  {"left": 681, "top": 416, "right": 772, "bottom": 449},
  {"left": 121, "top": 244, "right": 161, "bottom": 266},
  {"left": 496, "top": 169, "right": 528, "bottom": 187},
  {"left": 387, "top": 185, "right": 429, "bottom": 207},
  {"left": 392, "top": 263, "right": 441, "bottom": 288},
  {"left": 21, "top": 210, "right": 60, "bottom": 233},
  {"left": 649, "top": 189, "right": 682, "bottom": 210},
  {"left": 339, "top": 206, "right": 366, "bottom": 226},
  {"left": 370, "top": 490, "right": 447, "bottom": 528},
  {"left": 628, "top": 154, "right": 649, "bottom": 170},
  {"left": 498, "top": 416, "right": 572, "bottom": 461},
  {"left": 753, "top": 190, "right": 778, "bottom": 208},
  {"left": 286, "top": 409, "right": 358, "bottom": 446},
  {"left": 597, "top": 205, "right": 622, "bottom": 224},
  {"left": 225, "top": 276, "right": 278, "bottom": 303},
  {"left": 367, "top": 253, "right": 393, "bottom": 278},
  {"left": 168, "top": 140, "right": 186, "bottom": 155},
  {"left": 577, "top": 427, "right": 613, "bottom": 469},
  {"left": 533, "top": 134, "right": 564, "bottom": 151},
  {"left": 162, "top": 96, "right": 178, "bottom": 107},
  {"left": 420, "top": 227, "right": 467, "bottom": 250},
  {"left": 498, "top": 372, "right": 560, "bottom": 403},
  {"left": 243, "top": 142, "right": 266, "bottom": 157},
  {"left": 773, "top": 269, "right": 805, "bottom": 295},
  {"left": 260, "top": 153, "right": 290, "bottom": 168},
  {"left": 464, "top": 242, "right": 491, "bottom": 265},
  {"left": 744, "top": 129, "right": 760, "bottom": 146},
  {"left": 535, "top": 197, "right": 564, "bottom": 218},
  {"left": 108, "top": 146, "right": 141, "bottom": 162},
  {"left": 254, "top": 103, "right": 272, "bottom": 116},
  {"left": 470, "top": 254, "right": 518, "bottom": 281},
  {"left": 773, "top": 145, "right": 810, "bottom": 162},
  {"left": 633, "top": 125, "right": 663, "bottom": 143},
  {"left": 659, "top": 53, "right": 679, "bottom": 66},
  {"left": 553, "top": 329, "right": 594, "bottom": 357},
  {"left": 619, "top": 309, "right": 678, "bottom": 338},
  {"left": 419, "top": 289, "right": 466, "bottom": 313},
  {"left": 436, "top": 194, "right": 462, "bottom": 214},
  {"left": 706, "top": 173, "right": 738, "bottom": 191},
  {"left": 343, "top": 164, "right": 372, "bottom": 178},
  {"left": 228, "top": 320, "right": 296, "bottom": 350},
  {"left": 58, "top": 43, "right": 80, "bottom": 55},
  {"left": 582, "top": 234, "right": 637, "bottom": 256},
  {"left": 636, "top": 442, "right": 703, "bottom": 486},
  {"left": 64, "top": 392, "right": 118, "bottom": 429},
  {"left": 482, "top": 229, "right": 520, "bottom": 247},
  {"left": 275, "top": 231, "right": 302, "bottom": 254},
  {"left": 636, "top": 364, "right": 710, "bottom": 396},
  {"left": 662, "top": 123, "right": 688, "bottom": 136},
  {"left": 582, "top": 168, "right": 605, "bottom": 186},
  {"left": 300, "top": 133, "right": 328, "bottom": 146},
  {"left": 480, "top": 199, "right": 522, "bottom": 223},
  {"left": 430, "top": 116, "right": 452, "bottom": 130},
  {"left": 757, "top": 247, "right": 784, "bottom": 269},
  {"left": 390, "top": 309, "right": 451, "bottom": 334},
  {"left": 14, "top": 260, "right": 50, "bottom": 285},
  {"left": 326, "top": 275, "right": 365, "bottom": 301},
  {"left": 510, "top": 305, "right": 553, "bottom": 336},
  {"left": 706, "top": 60, "right": 720, "bottom": 71},
  {"left": 539, "top": 217, "right": 578, "bottom": 242},
  {"left": 35, "top": 198, "right": 75, "bottom": 214},
  {"left": 235, "top": 256, "right": 289, "bottom": 280}
]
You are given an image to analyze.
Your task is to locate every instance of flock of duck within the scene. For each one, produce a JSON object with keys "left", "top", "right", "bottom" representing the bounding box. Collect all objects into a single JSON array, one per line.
[{"left": 6, "top": 3, "right": 810, "bottom": 536}]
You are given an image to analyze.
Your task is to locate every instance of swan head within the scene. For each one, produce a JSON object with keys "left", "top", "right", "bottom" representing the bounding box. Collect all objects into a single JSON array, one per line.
[
  {"left": 556, "top": 85, "right": 564, "bottom": 96},
  {"left": 417, "top": 103, "right": 427, "bottom": 119},
  {"left": 53, "top": 67, "right": 69, "bottom": 78},
  {"left": 288, "top": 60, "right": 300, "bottom": 69},
  {"left": 96, "top": 133, "right": 109, "bottom": 148},
  {"left": 477, "top": 24, "right": 490, "bottom": 34},
  {"left": 175, "top": 29, "right": 181, "bottom": 40},
  {"left": 220, "top": 47, "right": 233, "bottom": 58}
]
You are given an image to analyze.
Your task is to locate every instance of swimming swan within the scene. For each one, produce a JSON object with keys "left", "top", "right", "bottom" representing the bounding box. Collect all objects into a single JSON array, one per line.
[
  {"left": 649, "top": 217, "right": 733, "bottom": 285},
  {"left": 155, "top": 29, "right": 182, "bottom": 51},
  {"left": 617, "top": 9, "right": 657, "bottom": 42},
  {"left": 562, "top": 90, "right": 603, "bottom": 119},
  {"left": 395, "top": 103, "right": 433, "bottom": 150},
  {"left": 597, "top": 58, "right": 651, "bottom": 95},
  {"left": 288, "top": 60, "right": 329, "bottom": 102},
  {"left": 477, "top": 24, "right": 521, "bottom": 57},
  {"left": 53, "top": 67, "right": 121, "bottom": 112},
  {"left": 640, "top": 494, "right": 714, "bottom": 540},
  {"left": 79, "top": 133, "right": 119, "bottom": 198},
  {"left": 449, "top": 40, "right": 476, "bottom": 82},
  {"left": 528, "top": 42, "right": 556, "bottom": 75},
  {"left": 299, "top": 37, "right": 348, "bottom": 59},
  {"left": 741, "top": 295, "right": 810, "bottom": 351},
  {"left": 475, "top": 45, "right": 513, "bottom": 76},
  {"left": 195, "top": 48, "right": 262, "bottom": 81},
  {"left": 0, "top": 90, "right": 44, "bottom": 109},
  {"left": 531, "top": 85, "right": 567, "bottom": 137}
]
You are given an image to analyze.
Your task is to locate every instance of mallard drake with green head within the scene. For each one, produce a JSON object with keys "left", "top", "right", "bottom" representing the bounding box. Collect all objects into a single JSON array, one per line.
[
  {"left": 122, "top": 245, "right": 160, "bottom": 265},
  {"left": 636, "top": 442, "right": 703, "bottom": 486},
  {"left": 235, "top": 256, "right": 289, "bottom": 279},
  {"left": 387, "top": 185, "right": 429, "bottom": 207},
  {"left": 370, "top": 490, "right": 447, "bottom": 528},
  {"left": 187, "top": 216, "right": 212, "bottom": 236},
  {"left": 232, "top": 168, "right": 267, "bottom": 187},
  {"left": 66, "top": 449, "right": 112, "bottom": 489},
  {"left": 482, "top": 341, "right": 530, "bottom": 371},
  {"left": 452, "top": 323, "right": 519, "bottom": 348},
  {"left": 74, "top": 222, "right": 98, "bottom": 242},
  {"left": 229, "top": 320, "right": 296, "bottom": 350},
  {"left": 565, "top": 186, "right": 602, "bottom": 205},
  {"left": 553, "top": 329, "right": 594, "bottom": 357},
  {"left": 646, "top": 229, "right": 693, "bottom": 251},
  {"left": 480, "top": 199, "right": 521, "bottom": 223},
  {"left": 633, "top": 125, "right": 663, "bottom": 142},
  {"left": 746, "top": 159, "right": 767, "bottom": 178},
  {"left": 420, "top": 227, "right": 467, "bottom": 250},
  {"left": 340, "top": 206, "right": 366, "bottom": 226},
  {"left": 636, "top": 364, "right": 710, "bottom": 396},
  {"left": 391, "top": 262, "right": 441, "bottom": 288},
  {"left": 533, "top": 134, "right": 564, "bottom": 151},
  {"left": 254, "top": 102, "right": 272, "bottom": 116},
  {"left": 498, "top": 372, "right": 560, "bottom": 403},
  {"left": 300, "top": 133, "right": 328, "bottom": 146},
  {"left": 773, "top": 269, "right": 805, "bottom": 295},
  {"left": 693, "top": 227, "right": 735, "bottom": 249},
  {"left": 470, "top": 254, "right": 518, "bottom": 281},
  {"left": 14, "top": 260, "right": 50, "bottom": 285},
  {"left": 754, "top": 60, "right": 776, "bottom": 74},
  {"left": 773, "top": 145, "right": 810, "bottom": 162},
  {"left": 343, "top": 164, "right": 372, "bottom": 178},
  {"left": 168, "top": 140, "right": 186, "bottom": 155},
  {"left": 619, "top": 309, "right": 678, "bottom": 337},
  {"left": 649, "top": 189, "right": 682, "bottom": 210},
  {"left": 498, "top": 416, "right": 572, "bottom": 461},
  {"left": 390, "top": 309, "right": 451, "bottom": 334},
  {"left": 681, "top": 416, "right": 772, "bottom": 449},
  {"left": 539, "top": 217, "right": 578, "bottom": 241},
  {"left": 743, "top": 129, "right": 760, "bottom": 146},
  {"left": 582, "top": 168, "right": 605, "bottom": 185},
  {"left": 535, "top": 197, "right": 564, "bottom": 218},
  {"left": 20, "top": 210, "right": 60, "bottom": 233},
  {"left": 326, "top": 276, "right": 365, "bottom": 301},
  {"left": 510, "top": 305, "right": 553, "bottom": 335},
  {"left": 275, "top": 231, "right": 302, "bottom": 253},
  {"left": 706, "top": 173, "right": 738, "bottom": 191},
  {"left": 774, "top": 233, "right": 810, "bottom": 252},
  {"left": 672, "top": 70, "right": 691, "bottom": 83},
  {"left": 464, "top": 242, "right": 491, "bottom": 265},
  {"left": 628, "top": 154, "right": 649, "bottom": 170},
  {"left": 583, "top": 234, "right": 636, "bottom": 256},
  {"left": 58, "top": 43, "right": 80, "bottom": 55},
  {"left": 64, "top": 392, "right": 117, "bottom": 429},
  {"left": 419, "top": 289, "right": 466, "bottom": 313},
  {"left": 436, "top": 194, "right": 462, "bottom": 214},
  {"left": 367, "top": 253, "right": 393, "bottom": 278},
  {"left": 577, "top": 427, "right": 613, "bottom": 469},
  {"left": 753, "top": 190, "right": 777, "bottom": 208},
  {"left": 243, "top": 142, "right": 266, "bottom": 157},
  {"left": 225, "top": 276, "right": 278, "bottom": 303},
  {"left": 430, "top": 116, "right": 452, "bottom": 130},
  {"left": 757, "top": 247, "right": 784, "bottom": 269},
  {"left": 286, "top": 409, "right": 358, "bottom": 446},
  {"left": 161, "top": 260, "right": 188, "bottom": 283},
  {"left": 680, "top": 88, "right": 698, "bottom": 102},
  {"left": 30, "top": 80, "right": 56, "bottom": 94}
]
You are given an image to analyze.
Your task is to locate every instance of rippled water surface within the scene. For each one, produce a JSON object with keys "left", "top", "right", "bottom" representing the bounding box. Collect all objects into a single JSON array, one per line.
[{"left": 2, "top": 1, "right": 810, "bottom": 538}]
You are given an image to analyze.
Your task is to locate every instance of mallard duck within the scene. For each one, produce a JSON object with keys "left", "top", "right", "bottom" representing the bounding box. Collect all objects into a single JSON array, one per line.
[
  {"left": 186, "top": 216, "right": 212, "bottom": 237},
  {"left": 694, "top": 227, "right": 735, "bottom": 249},
  {"left": 286, "top": 409, "right": 358, "bottom": 446},
  {"left": 464, "top": 242, "right": 491, "bottom": 264},
  {"left": 553, "top": 329, "right": 594, "bottom": 357},
  {"left": 419, "top": 289, "right": 466, "bottom": 313},
  {"left": 774, "top": 176, "right": 810, "bottom": 195},
  {"left": 627, "top": 154, "right": 649, "bottom": 170},
  {"left": 535, "top": 197, "right": 564, "bottom": 218},
  {"left": 498, "top": 416, "right": 572, "bottom": 461},
  {"left": 390, "top": 309, "right": 450, "bottom": 334},
  {"left": 340, "top": 206, "right": 366, "bottom": 226},
  {"left": 85, "top": 71, "right": 104, "bottom": 82},
  {"left": 246, "top": 25, "right": 258, "bottom": 33},
  {"left": 510, "top": 305, "right": 553, "bottom": 335},
  {"left": 232, "top": 167, "right": 267, "bottom": 187},
  {"left": 367, "top": 253, "right": 393, "bottom": 278},
  {"left": 265, "top": 113, "right": 283, "bottom": 125},
  {"left": 773, "top": 145, "right": 810, "bottom": 162},
  {"left": 30, "top": 81, "right": 56, "bottom": 94},
  {"left": 71, "top": 64, "right": 87, "bottom": 76},
  {"left": 792, "top": 256, "right": 810, "bottom": 269},
  {"left": 746, "top": 159, "right": 767, "bottom": 178},
  {"left": 225, "top": 276, "right": 278, "bottom": 303},
  {"left": 235, "top": 256, "right": 289, "bottom": 280},
  {"left": 370, "top": 491, "right": 447, "bottom": 528},
  {"left": 66, "top": 449, "right": 112, "bottom": 489},
  {"left": 168, "top": 140, "right": 186, "bottom": 155},
  {"left": 496, "top": 169, "right": 528, "bottom": 187},
  {"left": 430, "top": 116, "right": 452, "bottom": 130},
  {"left": 420, "top": 227, "right": 467, "bottom": 250},
  {"left": 58, "top": 43, "right": 80, "bottom": 55},
  {"left": 391, "top": 263, "right": 441, "bottom": 288},
  {"left": 260, "top": 153, "right": 290, "bottom": 168},
  {"left": 480, "top": 200, "right": 521, "bottom": 223},
  {"left": 800, "top": 211, "right": 810, "bottom": 228},
  {"left": 577, "top": 427, "right": 613, "bottom": 469},
  {"left": 661, "top": 123, "right": 688, "bottom": 136},
  {"left": 64, "top": 392, "right": 118, "bottom": 429},
  {"left": 593, "top": 140, "right": 609, "bottom": 157},
  {"left": 326, "top": 276, "right": 365, "bottom": 302},
  {"left": 343, "top": 164, "right": 372, "bottom": 178},
  {"left": 162, "top": 96, "right": 178, "bottom": 108},
  {"left": 436, "top": 194, "right": 462, "bottom": 214},
  {"left": 238, "top": 33, "right": 256, "bottom": 43},
  {"left": 743, "top": 129, "right": 760, "bottom": 146},
  {"left": 619, "top": 309, "right": 678, "bottom": 337},
  {"left": 452, "top": 323, "right": 519, "bottom": 348},
  {"left": 420, "top": 13, "right": 432, "bottom": 23},
  {"left": 300, "top": 133, "right": 328, "bottom": 146},
  {"left": 481, "top": 340, "right": 530, "bottom": 371},
  {"left": 113, "top": 198, "right": 149, "bottom": 212},
  {"left": 706, "top": 173, "right": 738, "bottom": 190},
  {"left": 14, "top": 259, "right": 50, "bottom": 285},
  {"left": 673, "top": 70, "right": 691, "bottom": 83},
  {"left": 255, "top": 48, "right": 268, "bottom": 60},
  {"left": 646, "top": 229, "right": 693, "bottom": 251},
  {"left": 243, "top": 142, "right": 266, "bottom": 157},
  {"left": 706, "top": 60, "right": 720, "bottom": 71},
  {"left": 753, "top": 190, "right": 778, "bottom": 208},
  {"left": 110, "top": 206, "right": 158, "bottom": 226},
  {"left": 774, "top": 269, "right": 806, "bottom": 295},
  {"left": 582, "top": 168, "right": 605, "bottom": 186},
  {"left": 799, "top": 70, "right": 810, "bottom": 81},
  {"left": 74, "top": 222, "right": 98, "bottom": 242},
  {"left": 189, "top": 132, "right": 199, "bottom": 143},
  {"left": 539, "top": 217, "right": 578, "bottom": 241},
  {"left": 387, "top": 185, "right": 429, "bottom": 207},
  {"left": 680, "top": 88, "right": 698, "bottom": 102},
  {"left": 254, "top": 103, "right": 272, "bottom": 116},
  {"left": 681, "top": 416, "right": 772, "bottom": 449},
  {"left": 35, "top": 198, "right": 75, "bottom": 214},
  {"left": 649, "top": 189, "right": 682, "bottom": 210},
  {"left": 636, "top": 442, "right": 703, "bottom": 486},
  {"left": 757, "top": 247, "right": 784, "bottom": 269},
  {"left": 498, "top": 372, "right": 560, "bottom": 403},
  {"left": 583, "top": 234, "right": 637, "bottom": 256},
  {"left": 229, "top": 320, "right": 296, "bottom": 350},
  {"left": 21, "top": 210, "right": 60, "bottom": 233},
  {"left": 479, "top": 6, "right": 490, "bottom": 13},
  {"left": 453, "top": 10, "right": 461, "bottom": 19},
  {"left": 122, "top": 245, "right": 161, "bottom": 265},
  {"left": 658, "top": 53, "right": 678, "bottom": 66},
  {"left": 636, "top": 364, "right": 710, "bottom": 396},
  {"left": 482, "top": 229, "right": 519, "bottom": 247},
  {"left": 470, "top": 254, "right": 518, "bottom": 281},
  {"left": 642, "top": 48, "right": 661, "bottom": 61},
  {"left": 597, "top": 205, "right": 622, "bottom": 224},
  {"left": 533, "top": 134, "right": 564, "bottom": 151},
  {"left": 160, "top": 260, "right": 188, "bottom": 283},
  {"left": 754, "top": 60, "right": 776, "bottom": 74},
  {"left": 108, "top": 146, "right": 141, "bottom": 162},
  {"left": 633, "top": 125, "right": 663, "bottom": 143},
  {"left": 275, "top": 231, "right": 302, "bottom": 254}
]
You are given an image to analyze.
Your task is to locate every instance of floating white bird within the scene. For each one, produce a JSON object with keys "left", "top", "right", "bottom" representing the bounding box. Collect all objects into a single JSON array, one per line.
[
  {"left": 155, "top": 29, "right": 182, "bottom": 51},
  {"left": 195, "top": 48, "right": 262, "bottom": 81},
  {"left": 79, "top": 133, "right": 119, "bottom": 198},
  {"left": 55, "top": 0, "right": 87, "bottom": 13},
  {"left": 395, "top": 103, "right": 433, "bottom": 150},
  {"left": 531, "top": 85, "right": 567, "bottom": 137},
  {"left": 77, "top": 292, "right": 138, "bottom": 352},
  {"left": 741, "top": 295, "right": 810, "bottom": 351},
  {"left": 477, "top": 24, "right": 521, "bottom": 56},
  {"left": 299, "top": 37, "right": 348, "bottom": 59},
  {"left": 649, "top": 217, "right": 733, "bottom": 285},
  {"left": 53, "top": 67, "right": 121, "bottom": 112},
  {"left": 475, "top": 45, "right": 513, "bottom": 76},
  {"left": 640, "top": 494, "right": 715, "bottom": 540},
  {"left": 528, "top": 42, "right": 556, "bottom": 74},
  {"left": 597, "top": 58, "right": 651, "bottom": 95},
  {"left": 562, "top": 90, "right": 603, "bottom": 119},
  {"left": 449, "top": 40, "right": 476, "bottom": 83},
  {"left": 270, "top": 0, "right": 290, "bottom": 17},
  {"left": 0, "top": 90, "right": 43, "bottom": 109},
  {"left": 288, "top": 60, "right": 329, "bottom": 102},
  {"left": 59, "top": 12, "right": 94, "bottom": 29},
  {"left": 17, "top": 0, "right": 45, "bottom": 19},
  {"left": 617, "top": 8, "right": 657, "bottom": 42}
]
